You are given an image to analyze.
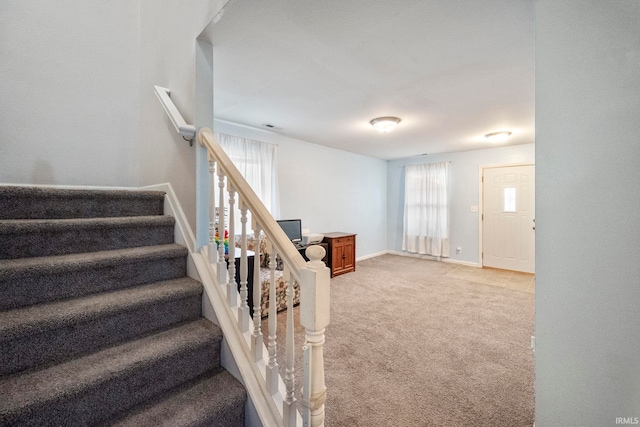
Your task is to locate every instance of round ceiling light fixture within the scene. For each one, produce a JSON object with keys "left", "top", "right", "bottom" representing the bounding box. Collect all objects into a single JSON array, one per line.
[
  {"left": 485, "top": 131, "right": 512, "bottom": 143},
  {"left": 370, "top": 116, "right": 401, "bottom": 133}
]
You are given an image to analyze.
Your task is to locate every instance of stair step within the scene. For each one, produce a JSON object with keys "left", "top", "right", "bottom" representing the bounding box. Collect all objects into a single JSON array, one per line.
[
  {"left": 0, "top": 215, "right": 175, "bottom": 259},
  {"left": 0, "top": 244, "right": 188, "bottom": 310},
  {"left": 0, "top": 186, "right": 165, "bottom": 219},
  {"left": 0, "top": 277, "right": 203, "bottom": 376},
  {"left": 0, "top": 319, "right": 223, "bottom": 427},
  {"left": 0, "top": 186, "right": 247, "bottom": 426},
  {"left": 107, "top": 369, "right": 246, "bottom": 427}
]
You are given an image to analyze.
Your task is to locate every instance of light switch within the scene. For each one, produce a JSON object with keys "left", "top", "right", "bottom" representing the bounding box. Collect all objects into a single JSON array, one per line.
[{"left": 470, "top": 205, "right": 478, "bottom": 212}]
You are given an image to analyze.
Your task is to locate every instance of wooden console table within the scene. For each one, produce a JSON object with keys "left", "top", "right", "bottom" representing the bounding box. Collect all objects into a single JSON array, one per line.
[{"left": 322, "top": 232, "right": 356, "bottom": 277}]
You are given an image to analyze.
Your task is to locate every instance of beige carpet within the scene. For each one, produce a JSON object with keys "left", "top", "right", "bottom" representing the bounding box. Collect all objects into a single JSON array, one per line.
[{"left": 265, "top": 254, "right": 534, "bottom": 427}]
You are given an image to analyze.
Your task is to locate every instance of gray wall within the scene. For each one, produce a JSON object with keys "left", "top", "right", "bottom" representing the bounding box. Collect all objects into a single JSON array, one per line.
[
  {"left": 535, "top": 1, "right": 640, "bottom": 426},
  {"left": 214, "top": 120, "right": 388, "bottom": 259},
  {"left": 138, "top": 0, "right": 229, "bottom": 231},
  {"left": 0, "top": 0, "right": 229, "bottom": 230},
  {"left": 0, "top": 1, "right": 140, "bottom": 187},
  {"left": 387, "top": 144, "right": 535, "bottom": 265}
]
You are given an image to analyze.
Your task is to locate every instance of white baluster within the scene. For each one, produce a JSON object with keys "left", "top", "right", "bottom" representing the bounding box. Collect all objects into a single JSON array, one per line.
[
  {"left": 299, "top": 246, "right": 331, "bottom": 427},
  {"left": 251, "top": 221, "right": 264, "bottom": 362},
  {"left": 283, "top": 266, "right": 297, "bottom": 427},
  {"left": 238, "top": 201, "right": 250, "bottom": 332},
  {"left": 302, "top": 344, "right": 311, "bottom": 427},
  {"left": 217, "top": 167, "right": 227, "bottom": 285},
  {"left": 266, "top": 242, "right": 279, "bottom": 394},
  {"left": 227, "top": 185, "right": 237, "bottom": 307},
  {"left": 207, "top": 153, "right": 216, "bottom": 265}
]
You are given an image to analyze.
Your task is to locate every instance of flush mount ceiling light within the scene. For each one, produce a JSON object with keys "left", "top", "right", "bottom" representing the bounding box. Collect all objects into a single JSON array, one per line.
[
  {"left": 370, "top": 116, "right": 401, "bottom": 133},
  {"left": 485, "top": 131, "right": 512, "bottom": 143}
]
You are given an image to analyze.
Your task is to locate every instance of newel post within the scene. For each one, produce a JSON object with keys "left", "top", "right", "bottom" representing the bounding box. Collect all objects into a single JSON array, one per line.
[{"left": 299, "top": 245, "right": 331, "bottom": 427}]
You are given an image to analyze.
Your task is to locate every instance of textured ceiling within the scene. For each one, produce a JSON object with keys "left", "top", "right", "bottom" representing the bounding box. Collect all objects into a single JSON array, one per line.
[{"left": 210, "top": 0, "right": 535, "bottom": 160}]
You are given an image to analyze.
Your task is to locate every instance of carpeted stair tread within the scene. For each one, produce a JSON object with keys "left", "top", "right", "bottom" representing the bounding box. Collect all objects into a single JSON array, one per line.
[
  {"left": 0, "top": 244, "right": 189, "bottom": 310},
  {"left": 0, "top": 277, "right": 203, "bottom": 376},
  {"left": 0, "top": 186, "right": 165, "bottom": 219},
  {"left": 0, "top": 277, "right": 202, "bottom": 341},
  {"left": 108, "top": 369, "right": 246, "bottom": 427},
  {"left": 0, "top": 215, "right": 174, "bottom": 233},
  {"left": 0, "top": 186, "right": 247, "bottom": 426},
  {"left": 0, "top": 215, "right": 175, "bottom": 259},
  {"left": 0, "top": 318, "right": 222, "bottom": 397},
  {"left": 0, "top": 243, "right": 187, "bottom": 280},
  {"left": 0, "top": 319, "right": 223, "bottom": 426}
]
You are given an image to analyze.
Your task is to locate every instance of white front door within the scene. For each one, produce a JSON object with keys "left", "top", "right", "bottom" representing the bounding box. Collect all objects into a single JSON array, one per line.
[{"left": 482, "top": 165, "right": 535, "bottom": 273}]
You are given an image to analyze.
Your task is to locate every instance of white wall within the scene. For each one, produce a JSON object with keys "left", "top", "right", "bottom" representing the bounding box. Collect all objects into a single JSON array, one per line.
[
  {"left": 536, "top": 2, "right": 640, "bottom": 426},
  {"left": 213, "top": 120, "right": 388, "bottom": 259},
  {"left": 138, "top": 0, "right": 229, "bottom": 231},
  {"left": 0, "top": 1, "right": 140, "bottom": 186},
  {"left": 387, "top": 144, "right": 535, "bottom": 265},
  {"left": 0, "top": 0, "right": 230, "bottom": 225}
]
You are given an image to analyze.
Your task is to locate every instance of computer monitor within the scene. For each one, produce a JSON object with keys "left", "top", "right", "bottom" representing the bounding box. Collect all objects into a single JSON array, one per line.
[{"left": 276, "top": 219, "right": 302, "bottom": 243}]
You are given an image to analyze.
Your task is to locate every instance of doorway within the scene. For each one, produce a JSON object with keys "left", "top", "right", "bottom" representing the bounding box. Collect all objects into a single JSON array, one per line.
[{"left": 481, "top": 164, "right": 535, "bottom": 273}]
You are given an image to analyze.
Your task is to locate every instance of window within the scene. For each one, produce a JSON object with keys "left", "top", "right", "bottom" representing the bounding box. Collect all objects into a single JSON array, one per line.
[
  {"left": 402, "top": 162, "right": 450, "bottom": 257},
  {"left": 504, "top": 187, "right": 516, "bottom": 212},
  {"left": 214, "top": 132, "right": 280, "bottom": 233}
]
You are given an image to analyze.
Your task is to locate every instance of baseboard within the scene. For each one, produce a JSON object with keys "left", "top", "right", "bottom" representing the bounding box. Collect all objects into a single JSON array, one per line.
[
  {"left": 442, "top": 258, "right": 481, "bottom": 268},
  {"left": 9, "top": 182, "right": 297, "bottom": 425},
  {"left": 356, "top": 250, "right": 390, "bottom": 261},
  {"left": 147, "top": 182, "right": 287, "bottom": 427},
  {"left": 0, "top": 182, "right": 139, "bottom": 191},
  {"left": 140, "top": 183, "right": 197, "bottom": 252},
  {"left": 386, "top": 250, "right": 481, "bottom": 268}
]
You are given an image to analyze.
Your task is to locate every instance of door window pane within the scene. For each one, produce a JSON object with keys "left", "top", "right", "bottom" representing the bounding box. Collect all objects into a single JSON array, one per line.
[{"left": 504, "top": 188, "right": 516, "bottom": 212}]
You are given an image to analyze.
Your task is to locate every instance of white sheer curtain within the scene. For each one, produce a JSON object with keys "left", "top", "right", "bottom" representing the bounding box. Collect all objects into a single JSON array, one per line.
[
  {"left": 215, "top": 132, "right": 280, "bottom": 219},
  {"left": 402, "top": 162, "right": 450, "bottom": 257}
]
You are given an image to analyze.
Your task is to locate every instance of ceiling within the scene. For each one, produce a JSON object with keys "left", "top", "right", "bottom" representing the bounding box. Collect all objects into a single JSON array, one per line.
[{"left": 210, "top": 0, "right": 535, "bottom": 160}]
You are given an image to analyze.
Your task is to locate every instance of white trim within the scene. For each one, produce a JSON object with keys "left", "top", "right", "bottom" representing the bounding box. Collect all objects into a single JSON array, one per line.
[
  {"left": 479, "top": 161, "right": 535, "bottom": 170},
  {"left": 3, "top": 181, "right": 286, "bottom": 426},
  {"left": 382, "top": 250, "right": 482, "bottom": 267},
  {"left": 153, "top": 85, "right": 197, "bottom": 140},
  {"left": 356, "top": 250, "right": 389, "bottom": 262},
  {"left": 192, "top": 250, "right": 286, "bottom": 427},
  {"left": 442, "top": 258, "right": 482, "bottom": 268},
  {"left": 0, "top": 183, "right": 139, "bottom": 191},
  {"left": 141, "top": 183, "right": 196, "bottom": 252},
  {"left": 143, "top": 183, "right": 288, "bottom": 427},
  {"left": 478, "top": 162, "right": 535, "bottom": 269},
  {"left": 478, "top": 166, "right": 484, "bottom": 268}
]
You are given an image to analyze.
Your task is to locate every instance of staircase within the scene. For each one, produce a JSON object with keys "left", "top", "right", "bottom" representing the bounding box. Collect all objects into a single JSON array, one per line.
[{"left": 0, "top": 186, "right": 246, "bottom": 426}]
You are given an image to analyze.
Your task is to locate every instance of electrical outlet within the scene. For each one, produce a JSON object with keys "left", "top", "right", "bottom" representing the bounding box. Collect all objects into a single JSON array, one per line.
[{"left": 456, "top": 247, "right": 461, "bottom": 254}]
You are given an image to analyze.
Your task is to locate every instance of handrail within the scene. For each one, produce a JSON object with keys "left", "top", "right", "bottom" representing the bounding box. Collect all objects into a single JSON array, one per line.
[
  {"left": 154, "top": 86, "right": 197, "bottom": 143},
  {"left": 198, "top": 127, "right": 306, "bottom": 278},
  {"left": 197, "top": 127, "right": 330, "bottom": 427}
]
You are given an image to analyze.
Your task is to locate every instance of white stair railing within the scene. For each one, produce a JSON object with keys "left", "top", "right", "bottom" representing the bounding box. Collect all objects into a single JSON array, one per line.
[
  {"left": 153, "top": 86, "right": 196, "bottom": 143},
  {"left": 198, "top": 128, "right": 331, "bottom": 427}
]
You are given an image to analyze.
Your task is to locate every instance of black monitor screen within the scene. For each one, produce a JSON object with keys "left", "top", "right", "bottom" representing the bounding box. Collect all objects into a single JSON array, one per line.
[{"left": 277, "top": 219, "right": 302, "bottom": 243}]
